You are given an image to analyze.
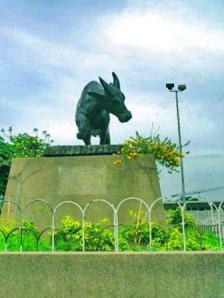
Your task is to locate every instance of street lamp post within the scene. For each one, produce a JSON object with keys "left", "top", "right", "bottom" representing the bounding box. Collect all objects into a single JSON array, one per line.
[{"left": 166, "top": 83, "right": 186, "bottom": 202}]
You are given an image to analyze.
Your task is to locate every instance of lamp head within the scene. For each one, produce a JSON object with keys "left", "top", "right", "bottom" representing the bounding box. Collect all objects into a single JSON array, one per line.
[
  {"left": 178, "top": 84, "right": 186, "bottom": 91},
  {"left": 166, "top": 83, "right": 174, "bottom": 91}
]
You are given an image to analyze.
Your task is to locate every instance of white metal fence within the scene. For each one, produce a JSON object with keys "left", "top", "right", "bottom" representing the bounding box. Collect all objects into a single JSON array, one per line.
[{"left": 0, "top": 197, "right": 223, "bottom": 252}]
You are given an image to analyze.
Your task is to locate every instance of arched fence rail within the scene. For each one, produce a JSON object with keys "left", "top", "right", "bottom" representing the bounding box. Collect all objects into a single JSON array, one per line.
[{"left": 0, "top": 197, "right": 223, "bottom": 252}]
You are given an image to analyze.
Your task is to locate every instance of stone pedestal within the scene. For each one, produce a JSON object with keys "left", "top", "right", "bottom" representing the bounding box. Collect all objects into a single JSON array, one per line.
[{"left": 3, "top": 146, "right": 165, "bottom": 228}]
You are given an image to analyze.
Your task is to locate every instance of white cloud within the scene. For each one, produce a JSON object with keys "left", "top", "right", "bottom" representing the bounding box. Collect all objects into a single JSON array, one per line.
[{"left": 102, "top": 10, "right": 224, "bottom": 54}]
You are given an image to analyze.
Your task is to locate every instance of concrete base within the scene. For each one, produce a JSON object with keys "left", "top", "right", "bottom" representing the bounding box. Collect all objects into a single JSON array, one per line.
[
  {"left": 3, "top": 154, "right": 165, "bottom": 227},
  {"left": 0, "top": 252, "right": 224, "bottom": 298}
]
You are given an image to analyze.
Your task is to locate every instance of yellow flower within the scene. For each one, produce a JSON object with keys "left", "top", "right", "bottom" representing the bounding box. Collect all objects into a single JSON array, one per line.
[{"left": 113, "top": 159, "right": 122, "bottom": 166}]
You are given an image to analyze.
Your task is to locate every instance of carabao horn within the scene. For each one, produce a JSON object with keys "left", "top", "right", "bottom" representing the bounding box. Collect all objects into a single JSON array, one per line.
[
  {"left": 112, "top": 72, "right": 120, "bottom": 89},
  {"left": 99, "top": 77, "right": 113, "bottom": 95}
]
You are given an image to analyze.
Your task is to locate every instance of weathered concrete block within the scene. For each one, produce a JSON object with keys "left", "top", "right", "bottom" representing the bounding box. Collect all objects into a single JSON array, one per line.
[
  {"left": 0, "top": 252, "right": 224, "bottom": 298},
  {"left": 3, "top": 154, "right": 165, "bottom": 227}
]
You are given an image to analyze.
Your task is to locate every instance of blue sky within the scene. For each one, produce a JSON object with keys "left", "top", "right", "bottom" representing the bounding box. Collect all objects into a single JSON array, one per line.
[{"left": 0, "top": 0, "right": 224, "bottom": 200}]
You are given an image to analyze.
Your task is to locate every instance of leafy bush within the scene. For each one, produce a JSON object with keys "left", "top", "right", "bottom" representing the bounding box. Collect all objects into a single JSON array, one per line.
[
  {"left": 55, "top": 216, "right": 114, "bottom": 251},
  {"left": 166, "top": 208, "right": 221, "bottom": 251},
  {"left": 113, "top": 131, "right": 189, "bottom": 173},
  {"left": 54, "top": 216, "right": 82, "bottom": 251},
  {"left": 165, "top": 226, "right": 221, "bottom": 251},
  {"left": 0, "top": 210, "right": 221, "bottom": 252},
  {"left": 119, "top": 210, "right": 167, "bottom": 251},
  {"left": 167, "top": 208, "right": 197, "bottom": 229}
]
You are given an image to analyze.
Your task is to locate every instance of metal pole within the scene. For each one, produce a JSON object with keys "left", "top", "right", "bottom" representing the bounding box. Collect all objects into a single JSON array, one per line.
[{"left": 175, "top": 90, "right": 186, "bottom": 202}]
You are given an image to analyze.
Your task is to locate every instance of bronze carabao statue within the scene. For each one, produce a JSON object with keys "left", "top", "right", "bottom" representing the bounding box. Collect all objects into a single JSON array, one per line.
[{"left": 75, "top": 72, "right": 132, "bottom": 145}]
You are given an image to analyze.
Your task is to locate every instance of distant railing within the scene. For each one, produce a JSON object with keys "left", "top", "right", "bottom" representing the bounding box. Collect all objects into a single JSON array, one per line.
[{"left": 0, "top": 197, "right": 223, "bottom": 252}]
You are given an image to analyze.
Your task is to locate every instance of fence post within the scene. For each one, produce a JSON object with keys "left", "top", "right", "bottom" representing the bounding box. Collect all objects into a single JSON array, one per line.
[
  {"left": 82, "top": 212, "right": 85, "bottom": 252},
  {"left": 218, "top": 202, "right": 223, "bottom": 248},
  {"left": 114, "top": 210, "right": 119, "bottom": 252},
  {"left": 51, "top": 213, "right": 55, "bottom": 252},
  {"left": 179, "top": 203, "right": 186, "bottom": 251}
]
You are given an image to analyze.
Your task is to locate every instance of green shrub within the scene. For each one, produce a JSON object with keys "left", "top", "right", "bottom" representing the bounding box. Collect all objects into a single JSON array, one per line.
[
  {"left": 118, "top": 210, "right": 167, "bottom": 251},
  {"left": 0, "top": 210, "right": 221, "bottom": 252},
  {"left": 55, "top": 216, "right": 114, "bottom": 251},
  {"left": 167, "top": 208, "right": 197, "bottom": 229},
  {"left": 166, "top": 208, "right": 221, "bottom": 251}
]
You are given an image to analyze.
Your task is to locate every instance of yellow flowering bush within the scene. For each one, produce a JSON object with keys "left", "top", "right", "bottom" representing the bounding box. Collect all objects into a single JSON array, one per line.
[{"left": 113, "top": 131, "right": 189, "bottom": 173}]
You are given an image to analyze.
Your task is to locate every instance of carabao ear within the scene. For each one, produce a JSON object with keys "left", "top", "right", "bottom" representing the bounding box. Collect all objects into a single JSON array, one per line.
[
  {"left": 87, "top": 83, "right": 105, "bottom": 99},
  {"left": 87, "top": 91, "right": 104, "bottom": 99},
  {"left": 112, "top": 72, "right": 120, "bottom": 89}
]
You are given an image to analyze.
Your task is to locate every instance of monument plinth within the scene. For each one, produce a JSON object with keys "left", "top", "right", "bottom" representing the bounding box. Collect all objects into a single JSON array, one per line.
[{"left": 4, "top": 146, "right": 165, "bottom": 227}]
